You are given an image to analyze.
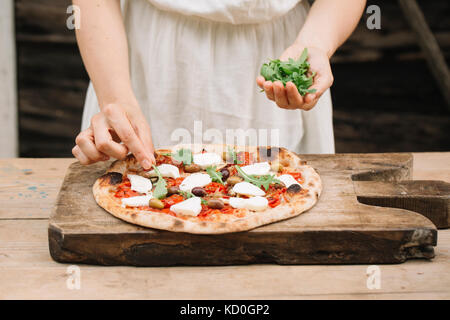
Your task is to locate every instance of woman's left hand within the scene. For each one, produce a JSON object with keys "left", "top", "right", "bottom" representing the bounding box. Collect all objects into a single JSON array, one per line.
[{"left": 256, "top": 45, "right": 333, "bottom": 111}]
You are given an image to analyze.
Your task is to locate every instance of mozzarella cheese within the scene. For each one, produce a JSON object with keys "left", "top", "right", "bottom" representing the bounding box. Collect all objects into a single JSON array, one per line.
[
  {"left": 127, "top": 174, "right": 153, "bottom": 194},
  {"left": 179, "top": 173, "right": 212, "bottom": 192},
  {"left": 278, "top": 174, "right": 301, "bottom": 188},
  {"left": 170, "top": 197, "right": 202, "bottom": 216},
  {"left": 241, "top": 162, "right": 271, "bottom": 176},
  {"left": 232, "top": 181, "right": 265, "bottom": 197},
  {"left": 193, "top": 152, "right": 223, "bottom": 169},
  {"left": 121, "top": 194, "right": 153, "bottom": 207},
  {"left": 229, "top": 196, "right": 268, "bottom": 211},
  {"left": 148, "top": 164, "right": 180, "bottom": 179}
]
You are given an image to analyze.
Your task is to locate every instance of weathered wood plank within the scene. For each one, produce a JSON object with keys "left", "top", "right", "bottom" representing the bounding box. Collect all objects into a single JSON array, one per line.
[
  {"left": 0, "top": 158, "right": 74, "bottom": 219},
  {"left": 1, "top": 220, "right": 449, "bottom": 299},
  {"left": 49, "top": 153, "right": 440, "bottom": 266},
  {"left": 0, "top": 0, "right": 18, "bottom": 157},
  {"left": 354, "top": 180, "right": 450, "bottom": 228}
]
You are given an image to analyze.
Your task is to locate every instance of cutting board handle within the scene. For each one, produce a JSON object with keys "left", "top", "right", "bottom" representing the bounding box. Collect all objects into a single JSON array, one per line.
[{"left": 354, "top": 180, "right": 450, "bottom": 229}]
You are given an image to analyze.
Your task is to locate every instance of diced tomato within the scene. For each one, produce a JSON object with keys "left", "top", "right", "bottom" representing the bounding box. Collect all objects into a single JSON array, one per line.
[
  {"left": 236, "top": 151, "right": 254, "bottom": 165},
  {"left": 166, "top": 177, "right": 184, "bottom": 187},
  {"left": 162, "top": 194, "right": 185, "bottom": 208},
  {"left": 268, "top": 196, "right": 281, "bottom": 208},
  {"left": 204, "top": 182, "right": 227, "bottom": 194},
  {"left": 114, "top": 179, "right": 142, "bottom": 198},
  {"left": 283, "top": 170, "right": 304, "bottom": 184}
]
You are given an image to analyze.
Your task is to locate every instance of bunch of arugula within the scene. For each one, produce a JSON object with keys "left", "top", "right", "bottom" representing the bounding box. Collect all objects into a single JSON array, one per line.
[
  {"left": 260, "top": 48, "right": 316, "bottom": 96},
  {"left": 235, "top": 165, "right": 281, "bottom": 191}
]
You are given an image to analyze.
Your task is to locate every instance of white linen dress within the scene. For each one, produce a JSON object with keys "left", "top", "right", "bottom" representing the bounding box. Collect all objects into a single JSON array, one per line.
[{"left": 81, "top": 0, "right": 335, "bottom": 154}]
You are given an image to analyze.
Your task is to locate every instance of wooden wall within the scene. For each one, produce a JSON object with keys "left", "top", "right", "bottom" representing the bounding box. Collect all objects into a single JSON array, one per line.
[
  {"left": 15, "top": 0, "right": 450, "bottom": 157},
  {"left": 0, "top": 0, "right": 18, "bottom": 157}
]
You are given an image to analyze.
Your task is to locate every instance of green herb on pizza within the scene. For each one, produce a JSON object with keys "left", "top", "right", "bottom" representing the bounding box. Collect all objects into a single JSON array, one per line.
[
  {"left": 206, "top": 166, "right": 224, "bottom": 184},
  {"left": 151, "top": 165, "right": 168, "bottom": 199},
  {"left": 235, "top": 165, "right": 282, "bottom": 190}
]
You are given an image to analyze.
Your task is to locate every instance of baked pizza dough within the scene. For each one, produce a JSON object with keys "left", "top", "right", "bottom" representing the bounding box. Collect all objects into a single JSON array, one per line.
[{"left": 93, "top": 144, "right": 322, "bottom": 234}]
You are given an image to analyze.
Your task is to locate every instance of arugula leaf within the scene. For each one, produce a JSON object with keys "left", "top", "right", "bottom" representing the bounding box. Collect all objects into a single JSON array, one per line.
[
  {"left": 179, "top": 190, "right": 207, "bottom": 204},
  {"left": 227, "top": 146, "right": 242, "bottom": 164},
  {"left": 179, "top": 190, "right": 194, "bottom": 199},
  {"left": 172, "top": 148, "right": 193, "bottom": 165},
  {"left": 206, "top": 166, "right": 224, "bottom": 184},
  {"left": 151, "top": 165, "right": 167, "bottom": 199},
  {"left": 260, "top": 48, "right": 316, "bottom": 96},
  {"left": 159, "top": 152, "right": 172, "bottom": 156},
  {"left": 235, "top": 165, "right": 282, "bottom": 190}
]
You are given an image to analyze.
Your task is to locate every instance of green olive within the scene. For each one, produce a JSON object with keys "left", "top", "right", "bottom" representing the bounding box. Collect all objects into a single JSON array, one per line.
[
  {"left": 226, "top": 175, "right": 243, "bottom": 186},
  {"left": 149, "top": 198, "right": 165, "bottom": 209}
]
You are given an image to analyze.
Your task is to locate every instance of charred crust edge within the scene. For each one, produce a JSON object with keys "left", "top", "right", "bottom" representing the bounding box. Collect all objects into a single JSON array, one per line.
[
  {"left": 287, "top": 184, "right": 302, "bottom": 194},
  {"left": 100, "top": 172, "right": 123, "bottom": 185}
]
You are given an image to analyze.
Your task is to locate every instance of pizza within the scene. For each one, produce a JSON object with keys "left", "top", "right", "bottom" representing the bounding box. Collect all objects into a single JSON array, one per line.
[{"left": 93, "top": 144, "right": 322, "bottom": 234}]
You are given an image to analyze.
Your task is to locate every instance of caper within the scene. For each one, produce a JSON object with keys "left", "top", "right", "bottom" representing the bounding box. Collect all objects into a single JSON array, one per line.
[
  {"left": 192, "top": 187, "right": 207, "bottom": 197},
  {"left": 167, "top": 186, "right": 180, "bottom": 196},
  {"left": 207, "top": 199, "right": 224, "bottom": 209},
  {"left": 184, "top": 163, "right": 201, "bottom": 173},
  {"left": 226, "top": 175, "right": 243, "bottom": 186},
  {"left": 219, "top": 168, "right": 230, "bottom": 181},
  {"left": 149, "top": 198, "right": 165, "bottom": 209}
]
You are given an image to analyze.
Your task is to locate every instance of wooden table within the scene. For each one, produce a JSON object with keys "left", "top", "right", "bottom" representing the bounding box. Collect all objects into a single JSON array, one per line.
[{"left": 1, "top": 153, "right": 449, "bottom": 299}]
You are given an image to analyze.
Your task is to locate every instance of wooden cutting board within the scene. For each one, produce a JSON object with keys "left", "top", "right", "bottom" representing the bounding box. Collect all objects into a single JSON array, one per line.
[{"left": 48, "top": 153, "right": 449, "bottom": 266}]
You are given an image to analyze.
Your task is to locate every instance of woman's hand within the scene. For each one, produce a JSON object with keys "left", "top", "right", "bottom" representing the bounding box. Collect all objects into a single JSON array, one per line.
[
  {"left": 72, "top": 103, "right": 155, "bottom": 170},
  {"left": 256, "top": 45, "right": 333, "bottom": 111}
]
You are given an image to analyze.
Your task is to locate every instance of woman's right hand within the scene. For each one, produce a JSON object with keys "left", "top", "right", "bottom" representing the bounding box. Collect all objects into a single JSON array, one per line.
[{"left": 72, "top": 103, "right": 155, "bottom": 170}]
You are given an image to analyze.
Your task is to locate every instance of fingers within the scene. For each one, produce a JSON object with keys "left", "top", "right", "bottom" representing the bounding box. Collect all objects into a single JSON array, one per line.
[
  {"left": 103, "top": 105, "right": 153, "bottom": 170},
  {"left": 263, "top": 81, "right": 275, "bottom": 100},
  {"left": 273, "top": 81, "right": 290, "bottom": 109},
  {"left": 286, "top": 82, "right": 303, "bottom": 108},
  {"left": 72, "top": 145, "right": 94, "bottom": 165},
  {"left": 302, "top": 72, "right": 333, "bottom": 110},
  {"left": 75, "top": 127, "right": 109, "bottom": 163},
  {"left": 91, "top": 114, "right": 129, "bottom": 160},
  {"left": 256, "top": 76, "right": 265, "bottom": 89},
  {"left": 131, "top": 118, "right": 156, "bottom": 163}
]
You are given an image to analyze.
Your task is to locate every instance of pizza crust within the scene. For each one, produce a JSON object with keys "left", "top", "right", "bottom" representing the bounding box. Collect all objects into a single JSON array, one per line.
[{"left": 92, "top": 144, "right": 322, "bottom": 234}]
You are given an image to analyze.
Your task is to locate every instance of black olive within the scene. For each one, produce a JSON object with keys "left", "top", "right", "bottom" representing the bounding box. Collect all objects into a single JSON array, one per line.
[
  {"left": 191, "top": 187, "right": 207, "bottom": 197},
  {"left": 167, "top": 186, "right": 180, "bottom": 196},
  {"left": 287, "top": 184, "right": 302, "bottom": 194},
  {"left": 219, "top": 168, "right": 230, "bottom": 181}
]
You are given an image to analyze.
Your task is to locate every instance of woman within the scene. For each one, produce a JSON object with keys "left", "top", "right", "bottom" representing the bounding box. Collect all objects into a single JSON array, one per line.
[{"left": 72, "top": 0, "right": 366, "bottom": 169}]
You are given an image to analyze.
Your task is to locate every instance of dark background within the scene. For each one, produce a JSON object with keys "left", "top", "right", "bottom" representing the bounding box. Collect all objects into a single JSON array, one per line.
[{"left": 15, "top": 0, "right": 450, "bottom": 157}]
